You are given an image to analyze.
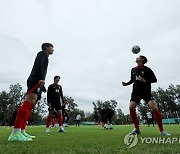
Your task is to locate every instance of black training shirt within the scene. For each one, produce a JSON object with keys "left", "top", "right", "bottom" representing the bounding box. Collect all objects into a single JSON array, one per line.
[
  {"left": 47, "top": 83, "right": 64, "bottom": 104},
  {"left": 126, "top": 66, "right": 157, "bottom": 93},
  {"left": 27, "top": 51, "right": 49, "bottom": 83}
]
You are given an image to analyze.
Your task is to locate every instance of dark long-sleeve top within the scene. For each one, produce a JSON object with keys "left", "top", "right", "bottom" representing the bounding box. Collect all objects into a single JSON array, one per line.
[
  {"left": 27, "top": 51, "right": 49, "bottom": 83},
  {"left": 47, "top": 83, "right": 64, "bottom": 105},
  {"left": 126, "top": 66, "right": 157, "bottom": 93}
]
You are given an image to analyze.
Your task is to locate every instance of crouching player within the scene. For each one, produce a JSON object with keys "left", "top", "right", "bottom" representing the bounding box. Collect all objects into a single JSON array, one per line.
[{"left": 98, "top": 107, "right": 115, "bottom": 129}]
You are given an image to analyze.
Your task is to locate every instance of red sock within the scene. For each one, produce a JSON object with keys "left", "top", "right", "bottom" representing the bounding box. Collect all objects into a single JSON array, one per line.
[
  {"left": 46, "top": 115, "right": 52, "bottom": 128},
  {"left": 57, "top": 115, "right": 63, "bottom": 127},
  {"left": 130, "top": 109, "right": 140, "bottom": 130},
  {"left": 14, "top": 101, "right": 32, "bottom": 129},
  {"left": 52, "top": 118, "right": 57, "bottom": 127},
  {"left": 153, "top": 110, "right": 164, "bottom": 132},
  {"left": 21, "top": 109, "right": 32, "bottom": 130}
]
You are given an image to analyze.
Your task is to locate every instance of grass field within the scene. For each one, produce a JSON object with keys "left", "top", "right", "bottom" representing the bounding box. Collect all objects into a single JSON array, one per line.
[{"left": 0, "top": 124, "right": 180, "bottom": 154}]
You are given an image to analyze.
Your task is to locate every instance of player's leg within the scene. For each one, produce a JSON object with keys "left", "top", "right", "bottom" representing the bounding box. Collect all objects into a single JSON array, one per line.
[
  {"left": 129, "top": 101, "right": 141, "bottom": 134},
  {"left": 108, "top": 116, "right": 113, "bottom": 129},
  {"left": 147, "top": 118, "right": 150, "bottom": 127},
  {"left": 148, "top": 100, "right": 171, "bottom": 136},
  {"left": 57, "top": 109, "right": 66, "bottom": 132},
  {"left": 8, "top": 93, "right": 37, "bottom": 141},
  {"left": 103, "top": 114, "right": 108, "bottom": 129},
  {"left": 46, "top": 110, "right": 53, "bottom": 133},
  {"left": 151, "top": 118, "right": 155, "bottom": 126},
  {"left": 66, "top": 114, "right": 69, "bottom": 127},
  {"left": 129, "top": 92, "right": 142, "bottom": 135}
]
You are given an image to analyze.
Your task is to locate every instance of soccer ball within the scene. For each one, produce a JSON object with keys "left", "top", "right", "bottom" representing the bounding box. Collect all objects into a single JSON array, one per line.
[{"left": 132, "top": 45, "right": 140, "bottom": 54}]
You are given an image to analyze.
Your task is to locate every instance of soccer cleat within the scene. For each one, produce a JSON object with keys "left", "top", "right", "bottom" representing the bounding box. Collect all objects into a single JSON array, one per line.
[
  {"left": 58, "top": 128, "right": 66, "bottom": 133},
  {"left": 22, "top": 132, "right": 35, "bottom": 139},
  {"left": 161, "top": 131, "right": 171, "bottom": 136},
  {"left": 46, "top": 128, "right": 50, "bottom": 133},
  {"left": 129, "top": 129, "right": 141, "bottom": 135},
  {"left": 104, "top": 123, "right": 108, "bottom": 130},
  {"left": 104, "top": 126, "right": 108, "bottom": 130},
  {"left": 8, "top": 132, "right": 32, "bottom": 141}
]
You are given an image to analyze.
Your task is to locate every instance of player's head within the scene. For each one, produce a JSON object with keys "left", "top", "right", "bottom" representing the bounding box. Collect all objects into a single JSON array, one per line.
[
  {"left": 41, "top": 43, "right": 54, "bottom": 55},
  {"left": 136, "top": 55, "right": 148, "bottom": 65},
  {"left": 54, "top": 75, "right": 60, "bottom": 83}
]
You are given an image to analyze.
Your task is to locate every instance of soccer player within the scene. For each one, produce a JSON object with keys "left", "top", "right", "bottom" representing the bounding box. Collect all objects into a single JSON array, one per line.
[
  {"left": 97, "top": 107, "right": 115, "bottom": 129},
  {"left": 46, "top": 76, "right": 66, "bottom": 133},
  {"left": 62, "top": 100, "right": 69, "bottom": 127},
  {"left": 8, "top": 43, "right": 54, "bottom": 141},
  {"left": 75, "top": 113, "right": 81, "bottom": 127},
  {"left": 146, "top": 109, "right": 154, "bottom": 127},
  {"left": 122, "top": 55, "right": 171, "bottom": 136}
]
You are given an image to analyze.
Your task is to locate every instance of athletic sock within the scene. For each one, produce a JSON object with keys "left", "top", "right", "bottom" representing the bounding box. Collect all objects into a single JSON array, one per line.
[
  {"left": 130, "top": 109, "right": 140, "bottom": 131},
  {"left": 13, "top": 128, "right": 21, "bottom": 134},
  {"left": 46, "top": 115, "right": 52, "bottom": 128},
  {"left": 57, "top": 115, "right": 63, "bottom": 127},
  {"left": 52, "top": 119, "right": 57, "bottom": 127},
  {"left": 21, "top": 108, "right": 32, "bottom": 130},
  {"left": 153, "top": 110, "right": 164, "bottom": 132},
  {"left": 21, "top": 129, "right": 25, "bottom": 133},
  {"left": 14, "top": 101, "right": 32, "bottom": 132}
]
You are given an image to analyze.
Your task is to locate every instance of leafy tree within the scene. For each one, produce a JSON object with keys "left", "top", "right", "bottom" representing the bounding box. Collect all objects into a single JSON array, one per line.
[{"left": 92, "top": 100, "right": 117, "bottom": 110}]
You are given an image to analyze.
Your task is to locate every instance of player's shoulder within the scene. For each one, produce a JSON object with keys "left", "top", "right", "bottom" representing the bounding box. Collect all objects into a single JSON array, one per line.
[
  {"left": 37, "top": 51, "right": 43, "bottom": 56},
  {"left": 131, "top": 67, "right": 136, "bottom": 70},
  {"left": 37, "top": 51, "right": 47, "bottom": 57},
  {"left": 48, "top": 83, "right": 54, "bottom": 88},
  {"left": 144, "top": 65, "right": 153, "bottom": 71}
]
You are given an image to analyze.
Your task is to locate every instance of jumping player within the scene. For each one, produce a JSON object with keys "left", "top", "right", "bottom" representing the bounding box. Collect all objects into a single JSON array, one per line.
[
  {"left": 97, "top": 107, "right": 115, "bottom": 129},
  {"left": 46, "top": 76, "right": 66, "bottom": 133},
  {"left": 122, "top": 55, "right": 171, "bottom": 136},
  {"left": 8, "top": 43, "right": 54, "bottom": 141}
]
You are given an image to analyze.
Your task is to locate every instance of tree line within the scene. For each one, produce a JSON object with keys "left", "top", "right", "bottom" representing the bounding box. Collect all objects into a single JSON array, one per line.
[{"left": 0, "top": 83, "right": 180, "bottom": 126}]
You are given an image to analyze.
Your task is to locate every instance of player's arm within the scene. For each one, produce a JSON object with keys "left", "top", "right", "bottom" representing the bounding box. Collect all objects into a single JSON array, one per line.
[
  {"left": 60, "top": 86, "right": 64, "bottom": 104},
  {"left": 122, "top": 68, "right": 134, "bottom": 86},
  {"left": 149, "top": 69, "right": 157, "bottom": 83},
  {"left": 47, "top": 85, "right": 52, "bottom": 107},
  {"left": 36, "top": 52, "right": 47, "bottom": 85},
  {"left": 146, "top": 68, "right": 157, "bottom": 83}
]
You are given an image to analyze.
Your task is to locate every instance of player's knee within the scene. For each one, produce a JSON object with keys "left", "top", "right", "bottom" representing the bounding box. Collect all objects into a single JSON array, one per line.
[
  {"left": 129, "top": 102, "right": 136, "bottom": 110},
  {"left": 25, "top": 93, "right": 38, "bottom": 105},
  {"left": 148, "top": 101, "right": 158, "bottom": 111}
]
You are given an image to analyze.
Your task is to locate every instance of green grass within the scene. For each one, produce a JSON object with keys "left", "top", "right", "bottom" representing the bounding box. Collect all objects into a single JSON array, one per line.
[{"left": 0, "top": 125, "right": 180, "bottom": 154}]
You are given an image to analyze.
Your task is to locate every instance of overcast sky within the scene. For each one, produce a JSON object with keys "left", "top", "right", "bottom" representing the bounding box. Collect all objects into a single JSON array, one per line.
[{"left": 0, "top": 0, "right": 180, "bottom": 114}]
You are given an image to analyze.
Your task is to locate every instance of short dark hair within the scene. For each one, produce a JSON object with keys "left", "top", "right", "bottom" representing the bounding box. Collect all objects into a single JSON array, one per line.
[
  {"left": 54, "top": 75, "right": 60, "bottom": 81},
  {"left": 140, "top": 55, "right": 148, "bottom": 64},
  {"left": 41, "top": 43, "right": 53, "bottom": 51}
]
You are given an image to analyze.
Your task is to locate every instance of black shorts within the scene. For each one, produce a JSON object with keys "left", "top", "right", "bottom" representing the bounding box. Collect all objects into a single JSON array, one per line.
[
  {"left": 130, "top": 91, "right": 154, "bottom": 105},
  {"left": 48, "top": 103, "right": 62, "bottom": 112},
  {"left": 27, "top": 80, "right": 43, "bottom": 100}
]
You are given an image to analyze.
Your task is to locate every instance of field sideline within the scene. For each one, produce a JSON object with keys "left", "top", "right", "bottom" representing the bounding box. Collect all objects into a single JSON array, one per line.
[{"left": 0, "top": 124, "right": 180, "bottom": 154}]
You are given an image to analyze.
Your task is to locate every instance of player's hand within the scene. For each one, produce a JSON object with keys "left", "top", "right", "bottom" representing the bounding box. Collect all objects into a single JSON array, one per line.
[
  {"left": 48, "top": 103, "right": 52, "bottom": 109},
  {"left": 137, "top": 75, "right": 146, "bottom": 82},
  {"left": 122, "top": 82, "right": 127, "bottom": 86},
  {"left": 38, "top": 80, "right": 45, "bottom": 86},
  {"left": 42, "top": 86, "right": 46, "bottom": 93}
]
